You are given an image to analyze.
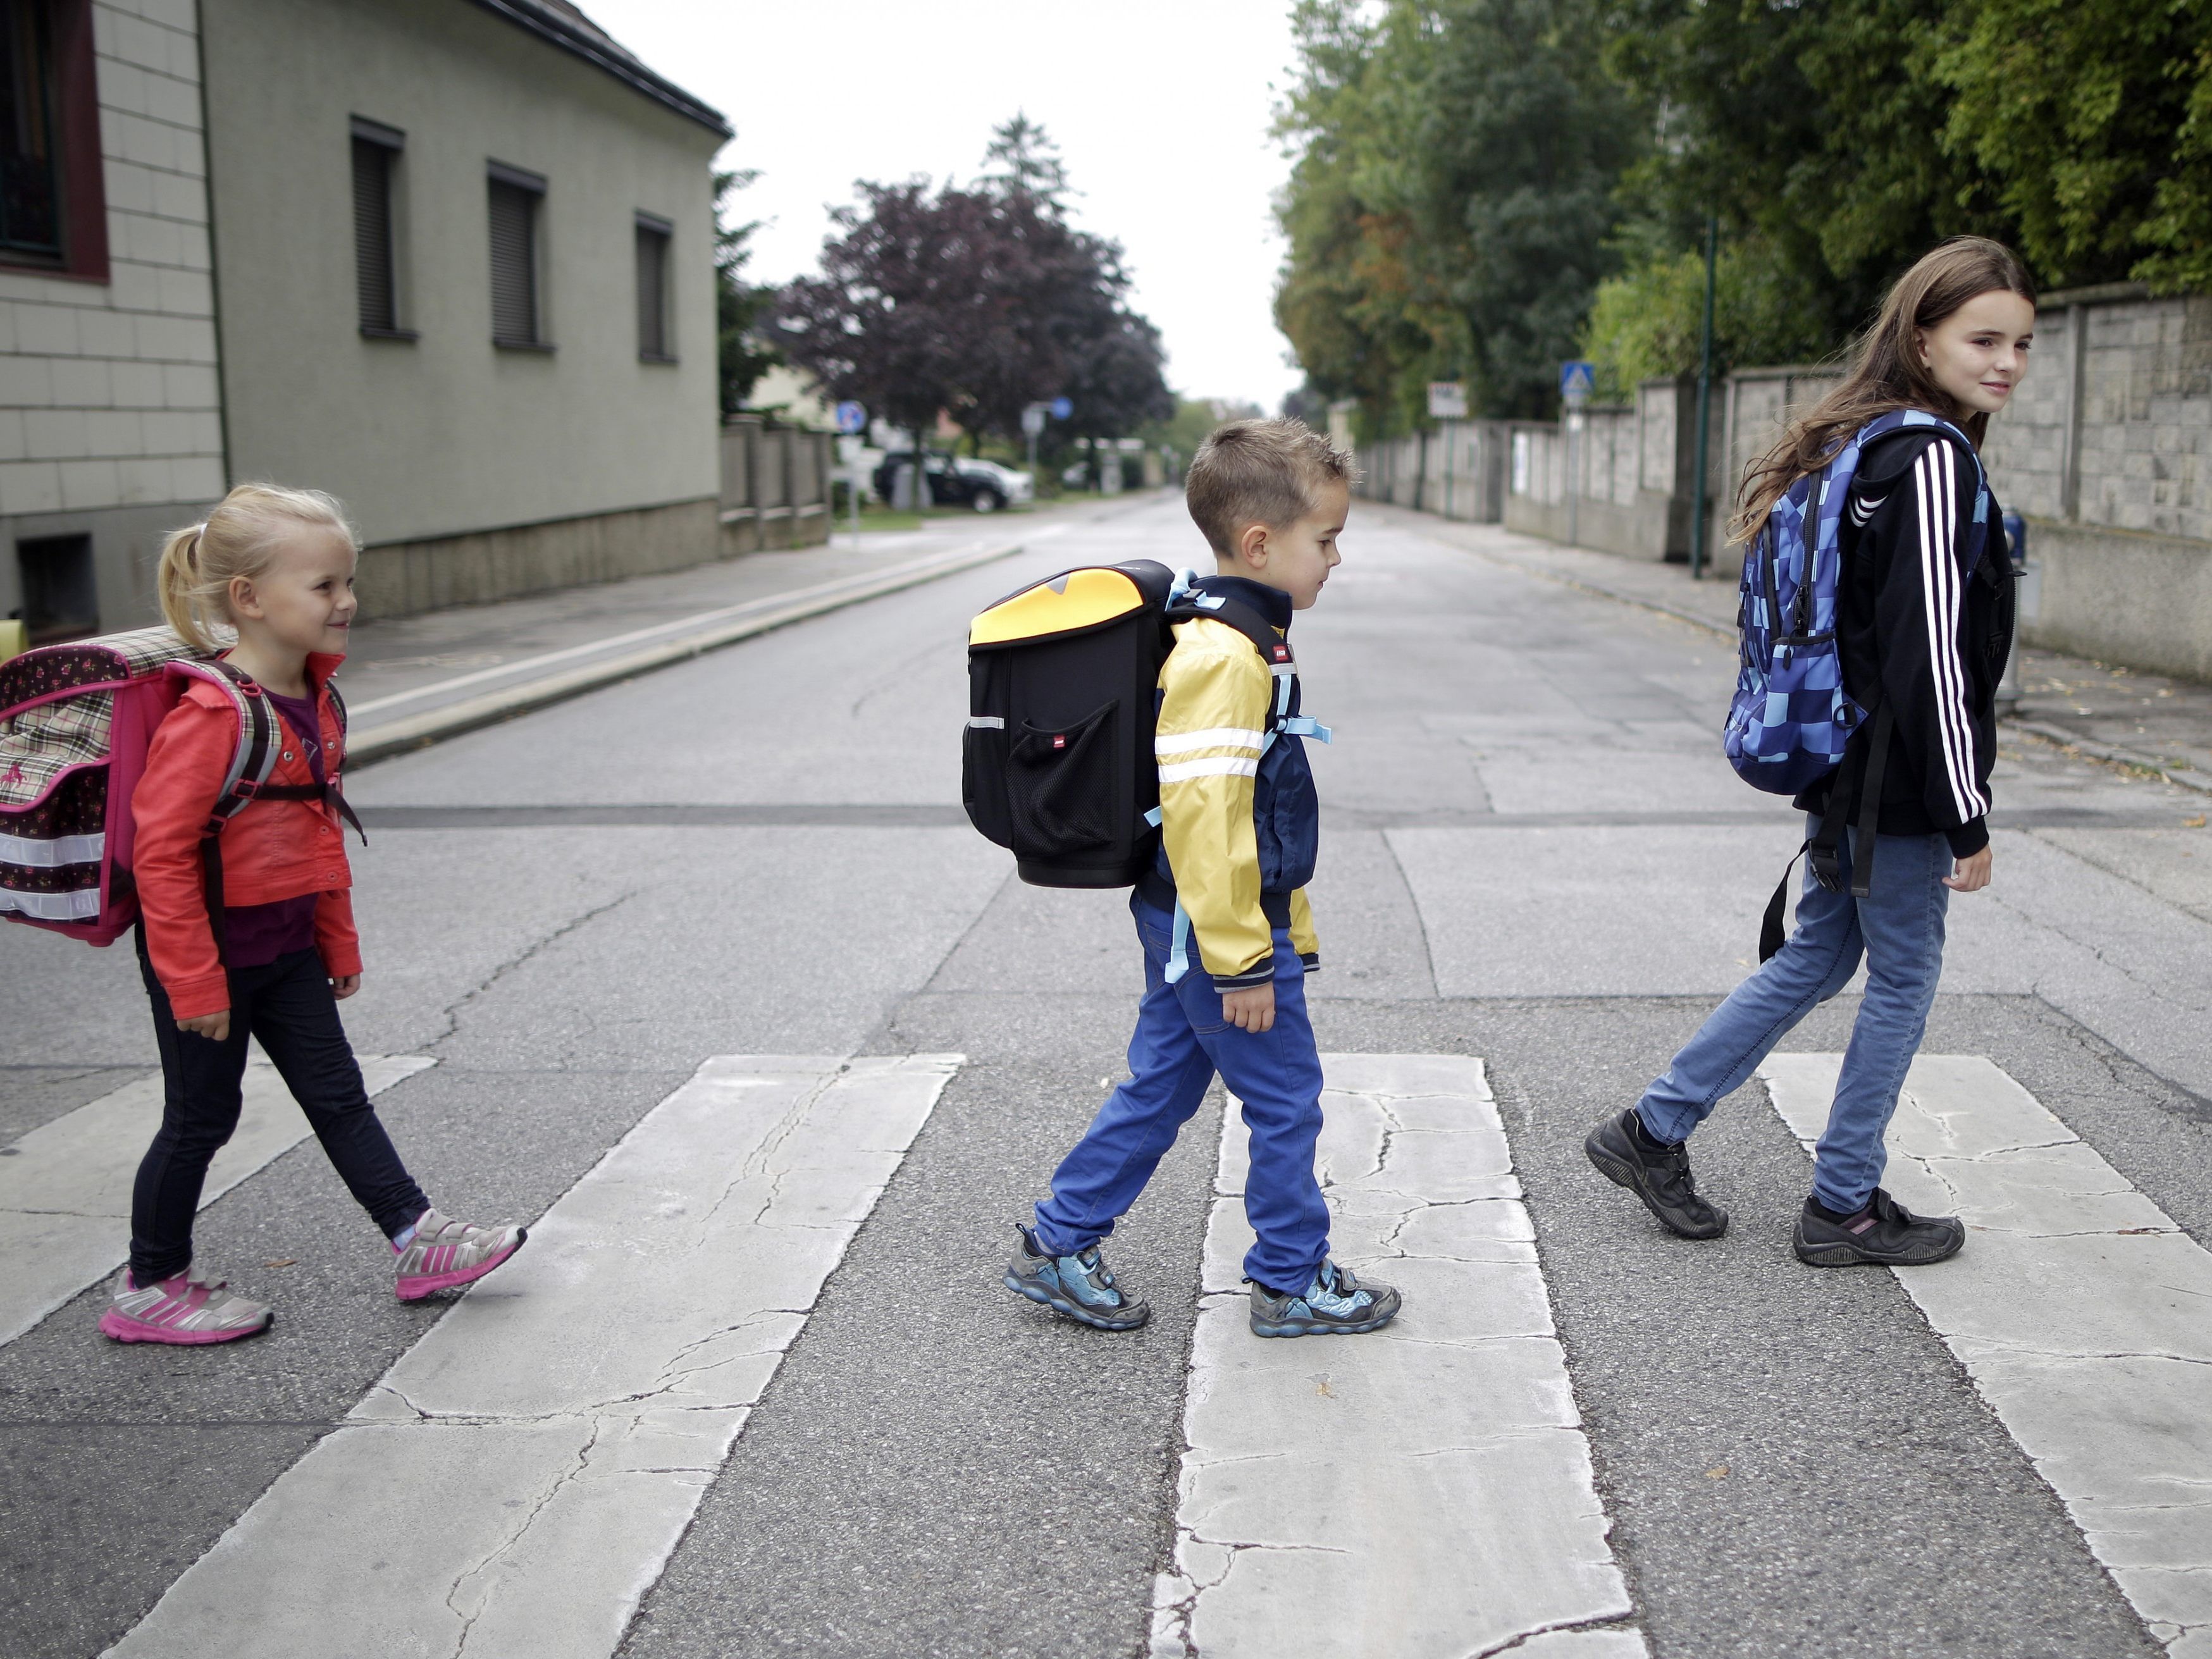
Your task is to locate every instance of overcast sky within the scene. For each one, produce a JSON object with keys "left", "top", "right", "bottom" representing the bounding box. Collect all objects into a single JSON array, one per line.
[{"left": 583, "top": 1, "right": 1305, "bottom": 411}]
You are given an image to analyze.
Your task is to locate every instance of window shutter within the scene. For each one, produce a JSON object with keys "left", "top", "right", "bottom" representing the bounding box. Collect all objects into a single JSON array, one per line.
[
  {"left": 488, "top": 178, "right": 538, "bottom": 345},
  {"left": 351, "top": 137, "right": 395, "bottom": 331},
  {"left": 635, "top": 219, "right": 669, "bottom": 358}
]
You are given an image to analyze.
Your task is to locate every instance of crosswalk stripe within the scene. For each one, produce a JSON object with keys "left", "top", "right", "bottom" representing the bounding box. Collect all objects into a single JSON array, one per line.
[
  {"left": 107, "top": 1052, "right": 963, "bottom": 1659},
  {"left": 1151, "top": 1054, "right": 1648, "bottom": 1659},
  {"left": 1761, "top": 1054, "right": 2212, "bottom": 1657},
  {"left": 0, "top": 1052, "right": 433, "bottom": 1346}
]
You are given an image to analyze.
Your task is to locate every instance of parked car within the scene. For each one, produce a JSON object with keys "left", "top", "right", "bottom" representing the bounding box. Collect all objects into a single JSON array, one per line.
[
  {"left": 956, "top": 458, "right": 1034, "bottom": 505},
  {"left": 870, "top": 450, "right": 1013, "bottom": 512}
]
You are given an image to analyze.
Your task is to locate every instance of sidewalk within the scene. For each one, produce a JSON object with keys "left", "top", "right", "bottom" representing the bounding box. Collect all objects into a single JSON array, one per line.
[
  {"left": 334, "top": 496, "right": 1134, "bottom": 766},
  {"left": 1362, "top": 502, "right": 2212, "bottom": 796}
]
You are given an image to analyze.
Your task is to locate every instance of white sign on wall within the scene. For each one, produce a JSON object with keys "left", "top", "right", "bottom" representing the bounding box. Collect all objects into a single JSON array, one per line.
[{"left": 1427, "top": 381, "right": 1469, "bottom": 421}]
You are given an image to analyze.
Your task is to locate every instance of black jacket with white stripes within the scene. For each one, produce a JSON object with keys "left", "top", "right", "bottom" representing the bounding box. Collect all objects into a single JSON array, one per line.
[{"left": 1795, "top": 426, "right": 2016, "bottom": 859}]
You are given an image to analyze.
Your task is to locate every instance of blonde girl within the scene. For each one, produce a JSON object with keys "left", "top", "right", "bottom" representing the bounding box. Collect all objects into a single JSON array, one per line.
[
  {"left": 1585, "top": 238, "right": 2034, "bottom": 1267},
  {"left": 102, "top": 484, "right": 523, "bottom": 1345}
]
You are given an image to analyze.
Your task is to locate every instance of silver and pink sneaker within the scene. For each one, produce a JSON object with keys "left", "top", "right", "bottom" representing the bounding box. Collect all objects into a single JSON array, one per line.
[
  {"left": 99, "top": 1266, "right": 273, "bottom": 1345},
  {"left": 393, "top": 1208, "right": 526, "bottom": 1301}
]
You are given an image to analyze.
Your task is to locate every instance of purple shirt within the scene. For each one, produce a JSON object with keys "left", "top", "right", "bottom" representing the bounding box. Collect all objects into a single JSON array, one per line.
[{"left": 221, "top": 691, "right": 327, "bottom": 969}]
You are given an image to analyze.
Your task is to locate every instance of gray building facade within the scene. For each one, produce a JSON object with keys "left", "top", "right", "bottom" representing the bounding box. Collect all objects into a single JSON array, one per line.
[{"left": 1, "top": 0, "right": 730, "bottom": 637}]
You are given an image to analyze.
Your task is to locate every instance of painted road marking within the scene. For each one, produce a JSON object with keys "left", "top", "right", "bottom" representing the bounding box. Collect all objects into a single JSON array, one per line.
[
  {"left": 108, "top": 1052, "right": 961, "bottom": 1659},
  {"left": 0, "top": 1052, "right": 433, "bottom": 1345},
  {"left": 1762, "top": 1054, "right": 2212, "bottom": 1658},
  {"left": 1151, "top": 1054, "right": 1647, "bottom": 1659}
]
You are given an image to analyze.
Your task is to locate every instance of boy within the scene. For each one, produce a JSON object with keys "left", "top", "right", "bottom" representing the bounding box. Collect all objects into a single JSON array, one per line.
[{"left": 1004, "top": 419, "right": 1400, "bottom": 1338}]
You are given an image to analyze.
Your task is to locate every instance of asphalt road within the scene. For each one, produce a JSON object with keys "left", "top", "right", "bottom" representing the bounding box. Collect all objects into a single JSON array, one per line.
[{"left": 4, "top": 492, "right": 2208, "bottom": 1658}]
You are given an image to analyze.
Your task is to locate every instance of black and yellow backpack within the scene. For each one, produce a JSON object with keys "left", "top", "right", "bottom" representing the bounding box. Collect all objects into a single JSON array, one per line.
[{"left": 961, "top": 561, "right": 1287, "bottom": 889}]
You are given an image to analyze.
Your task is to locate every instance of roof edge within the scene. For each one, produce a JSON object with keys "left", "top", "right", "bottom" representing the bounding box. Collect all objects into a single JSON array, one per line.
[{"left": 463, "top": 0, "right": 733, "bottom": 139}]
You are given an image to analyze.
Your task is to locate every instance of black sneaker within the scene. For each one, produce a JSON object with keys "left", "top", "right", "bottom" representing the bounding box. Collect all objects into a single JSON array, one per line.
[
  {"left": 1794, "top": 1188, "right": 1965, "bottom": 1267},
  {"left": 1583, "top": 1109, "right": 1728, "bottom": 1239}
]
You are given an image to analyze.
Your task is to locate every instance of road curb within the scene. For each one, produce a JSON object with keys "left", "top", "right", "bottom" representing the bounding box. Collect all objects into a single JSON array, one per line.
[
  {"left": 348, "top": 536, "right": 1025, "bottom": 768},
  {"left": 2010, "top": 719, "right": 2212, "bottom": 796}
]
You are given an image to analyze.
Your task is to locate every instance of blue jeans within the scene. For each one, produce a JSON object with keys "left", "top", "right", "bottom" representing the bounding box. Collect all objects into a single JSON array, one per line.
[
  {"left": 1032, "top": 897, "right": 1330, "bottom": 1295},
  {"left": 1636, "top": 821, "right": 1953, "bottom": 1214}
]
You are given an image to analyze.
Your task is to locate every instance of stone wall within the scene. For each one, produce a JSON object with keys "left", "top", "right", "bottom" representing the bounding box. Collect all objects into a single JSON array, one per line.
[
  {"left": 354, "top": 496, "right": 719, "bottom": 619},
  {"left": 1980, "top": 285, "right": 2212, "bottom": 679},
  {"left": 1352, "top": 420, "right": 1509, "bottom": 522},
  {"left": 718, "top": 416, "right": 833, "bottom": 557}
]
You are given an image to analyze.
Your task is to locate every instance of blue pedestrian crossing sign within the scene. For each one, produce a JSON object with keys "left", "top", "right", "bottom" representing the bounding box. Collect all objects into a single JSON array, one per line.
[
  {"left": 1559, "top": 361, "right": 1595, "bottom": 404},
  {"left": 834, "top": 401, "right": 868, "bottom": 435},
  {"left": 1049, "top": 397, "right": 1073, "bottom": 421}
]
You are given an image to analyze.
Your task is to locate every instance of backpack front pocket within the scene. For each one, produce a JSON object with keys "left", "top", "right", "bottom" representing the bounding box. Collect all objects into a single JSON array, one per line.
[{"left": 1006, "top": 701, "right": 1118, "bottom": 860}]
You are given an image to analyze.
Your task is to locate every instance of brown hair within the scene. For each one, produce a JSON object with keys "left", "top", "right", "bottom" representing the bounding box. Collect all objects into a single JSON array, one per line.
[
  {"left": 1184, "top": 417, "right": 1359, "bottom": 555},
  {"left": 1731, "top": 237, "right": 2036, "bottom": 544},
  {"left": 156, "top": 483, "right": 358, "bottom": 653}
]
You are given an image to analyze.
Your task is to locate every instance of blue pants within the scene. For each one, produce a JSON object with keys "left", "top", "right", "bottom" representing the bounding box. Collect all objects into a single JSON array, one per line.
[
  {"left": 1032, "top": 897, "right": 1331, "bottom": 1295},
  {"left": 1636, "top": 822, "right": 1953, "bottom": 1214}
]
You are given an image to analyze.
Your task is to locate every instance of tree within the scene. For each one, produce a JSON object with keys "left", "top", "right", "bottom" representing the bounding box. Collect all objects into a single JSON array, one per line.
[
  {"left": 714, "top": 167, "right": 779, "bottom": 416},
  {"left": 777, "top": 119, "right": 1171, "bottom": 481},
  {"left": 1274, "top": 0, "right": 1648, "bottom": 429},
  {"left": 1937, "top": 0, "right": 2212, "bottom": 291},
  {"left": 774, "top": 180, "right": 1001, "bottom": 450},
  {"left": 979, "top": 111, "right": 1073, "bottom": 216}
]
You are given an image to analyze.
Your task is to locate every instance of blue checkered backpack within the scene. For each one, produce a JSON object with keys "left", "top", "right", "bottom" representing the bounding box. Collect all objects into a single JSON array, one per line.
[{"left": 1723, "top": 409, "right": 1986, "bottom": 954}]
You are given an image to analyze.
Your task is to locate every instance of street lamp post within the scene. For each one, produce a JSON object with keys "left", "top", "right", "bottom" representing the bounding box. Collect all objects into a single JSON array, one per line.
[{"left": 1689, "top": 213, "right": 1719, "bottom": 581}]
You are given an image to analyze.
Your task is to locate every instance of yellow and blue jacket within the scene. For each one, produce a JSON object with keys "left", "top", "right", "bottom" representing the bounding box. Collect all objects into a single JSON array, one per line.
[{"left": 1136, "top": 576, "right": 1322, "bottom": 992}]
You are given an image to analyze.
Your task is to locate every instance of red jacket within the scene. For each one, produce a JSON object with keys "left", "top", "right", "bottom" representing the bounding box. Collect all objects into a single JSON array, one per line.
[{"left": 132, "top": 652, "right": 359, "bottom": 1019}]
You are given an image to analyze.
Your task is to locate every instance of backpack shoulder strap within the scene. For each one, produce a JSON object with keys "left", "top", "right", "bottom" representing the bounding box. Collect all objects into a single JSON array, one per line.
[
  {"left": 168, "top": 658, "right": 278, "bottom": 833},
  {"left": 323, "top": 678, "right": 348, "bottom": 772}
]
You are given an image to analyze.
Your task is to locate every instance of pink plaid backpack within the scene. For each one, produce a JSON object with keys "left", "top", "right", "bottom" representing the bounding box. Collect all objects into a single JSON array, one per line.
[{"left": 0, "top": 626, "right": 328, "bottom": 945}]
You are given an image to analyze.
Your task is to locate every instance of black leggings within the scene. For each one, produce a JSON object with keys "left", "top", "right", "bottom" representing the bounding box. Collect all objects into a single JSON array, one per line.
[{"left": 131, "top": 928, "right": 429, "bottom": 1285}]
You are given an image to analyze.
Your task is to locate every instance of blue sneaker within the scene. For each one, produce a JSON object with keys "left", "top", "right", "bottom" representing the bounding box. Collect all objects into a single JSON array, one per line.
[
  {"left": 1249, "top": 1260, "right": 1401, "bottom": 1337},
  {"left": 1004, "top": 1224, "right": 1151, "bottom": 1331}
]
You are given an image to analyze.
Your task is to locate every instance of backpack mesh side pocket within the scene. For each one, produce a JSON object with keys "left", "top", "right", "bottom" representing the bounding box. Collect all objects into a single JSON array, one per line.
[{"left": 1006, "top": 701, "right": 1118, "bottom": 860}]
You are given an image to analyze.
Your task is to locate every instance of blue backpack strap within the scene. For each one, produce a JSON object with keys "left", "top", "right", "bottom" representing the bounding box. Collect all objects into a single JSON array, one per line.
[{"left": 1165, "top": 899, "right": 1194, "bottom": 984}]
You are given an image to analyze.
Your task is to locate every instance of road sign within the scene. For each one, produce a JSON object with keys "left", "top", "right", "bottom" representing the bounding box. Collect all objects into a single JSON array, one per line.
[
  {"left": 1022, "top": 405, "right": 1047, "bottom": 438},
  {"left": 1427, "top": 381, "right": 1468, "bottom": 421},
  {"left": 1048, "top": 397, "right": 1073, "bottom": 420},
  {"left": 833, "top": 400, "right": 867, "bottom": 435},
  {"left": 1559, "top": 361, "right": 1595, "bottom": 405}
]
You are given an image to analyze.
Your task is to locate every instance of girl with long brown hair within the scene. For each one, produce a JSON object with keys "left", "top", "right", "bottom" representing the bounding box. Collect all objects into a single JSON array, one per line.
[{"left": 1585, "top": 237, "right": 2034, "bottom": 1268}]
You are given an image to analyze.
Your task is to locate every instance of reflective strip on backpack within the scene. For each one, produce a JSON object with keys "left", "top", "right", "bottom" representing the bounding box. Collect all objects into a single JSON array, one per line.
[
  {"left": 965, "top": 716, "right": 1004, "bottom": 729},
  {"left": 1155, "top": 727, "right": 1264, "bottom": 755},
  {"left": 0, "top": 830, "right": 102, "bottom": 867},
  {"left": 1158, "top": 756, "right": 1258, "bottom": 783},
  {"left": 0, "top": 886, "right": 100, "bottom": 920}
]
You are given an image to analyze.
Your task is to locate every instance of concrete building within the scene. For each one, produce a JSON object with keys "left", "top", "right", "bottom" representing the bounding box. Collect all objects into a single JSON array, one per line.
[
  {"left": 1, "top": 0, "right": 730, "bottom": 637},
  {"left": 0, "top": 0, "right": 226, "bottom": 643}
]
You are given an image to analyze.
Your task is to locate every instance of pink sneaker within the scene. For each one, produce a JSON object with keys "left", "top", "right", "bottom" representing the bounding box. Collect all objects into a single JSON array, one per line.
[
  {"left": 99, "top": 1266, "right": 273, "bottom": 1345},
  {"left": 394, "top": 1209, "right": 526, "bottom": 1301}
]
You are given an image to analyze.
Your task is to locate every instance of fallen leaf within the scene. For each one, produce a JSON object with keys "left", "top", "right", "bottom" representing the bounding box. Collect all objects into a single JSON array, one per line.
[
  {"left": 263, "top": 1258, "right": 297, "bottom": 1269},
  {"left": 1705, "top": 1465, "right": 1729, "bottom": 1479},
  {"left": 2185, "top": 816, "right": 2206, "bottom": 830},
  {"left": 1313, "top": 1374, "right": 1335, "bottom": 1398}
]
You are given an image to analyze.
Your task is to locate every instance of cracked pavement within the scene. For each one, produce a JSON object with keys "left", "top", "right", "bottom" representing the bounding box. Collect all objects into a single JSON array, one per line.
[{"left": 6, "top": 493, "right": 2211, "bottom": 1656}]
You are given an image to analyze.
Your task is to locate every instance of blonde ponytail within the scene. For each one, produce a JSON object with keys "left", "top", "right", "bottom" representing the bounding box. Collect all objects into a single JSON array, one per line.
[
  {"left": 155, "top": 483, "right": 360, "bottom": 655},
  {"left": 156, "top": 521, "right": 220, "bottom": 653}
]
